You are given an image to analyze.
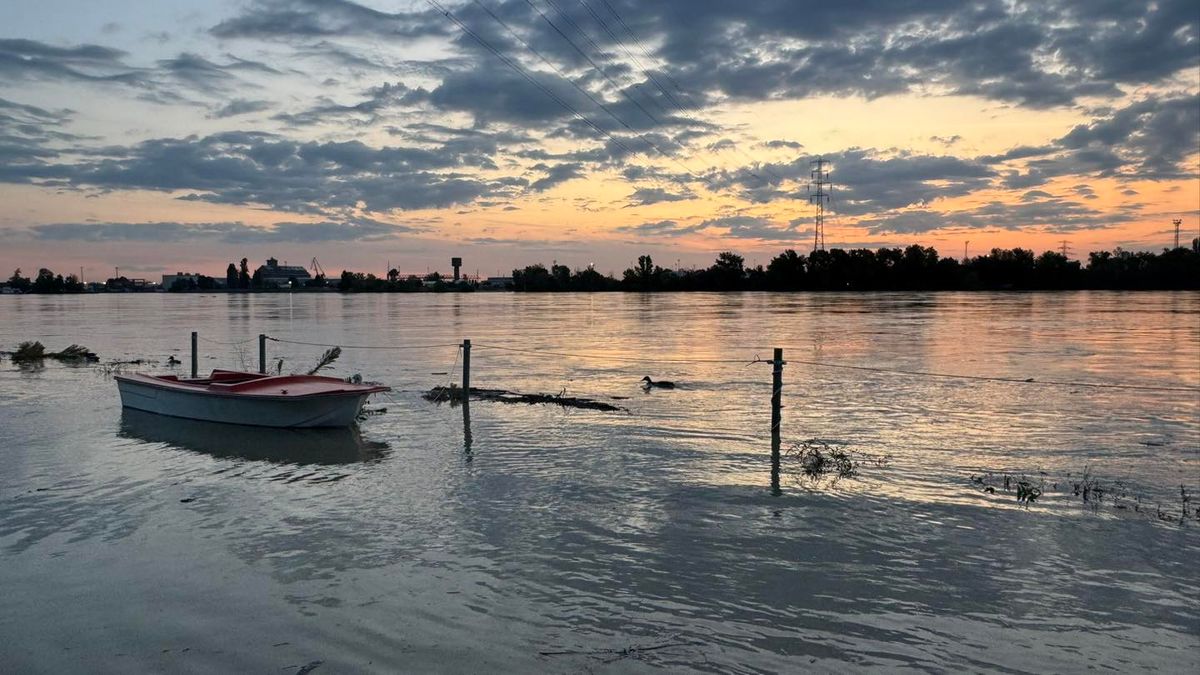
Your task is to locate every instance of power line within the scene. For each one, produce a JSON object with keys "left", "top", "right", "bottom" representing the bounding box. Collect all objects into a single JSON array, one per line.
[
  {"left": 467, "top": 0, "right": 674, "bottom": 188},
  {"left": 425, "top": 0, "right": 638, "bottom": 159},
  {"left": 542, "top": 0, "right": 662, "bottom": 128},
  {"left": 517, "top": 0, "right": 704, "bottom": 180},
  {"left": 592, "top": 0, "right": 788, "bottom": 186}
]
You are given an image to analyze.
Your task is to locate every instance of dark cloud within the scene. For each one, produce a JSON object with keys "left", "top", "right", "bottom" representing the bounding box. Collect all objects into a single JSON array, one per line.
[
  {"left": 930, "top": 136, "right": 961, "bottom": 146},
  {"left": 1047, "top": 95, "right": 1200, "bottom": 180},
  {"left": 697, "top": 215, "right": 803, "bottom": 241},
  {"left": 983, "top": 95, "right": 1200, "bottom": 181},
  {"left": 614, "top": 219, "right": 702, "bottom": 237},
  {"left": 529, "top": 162, "right": 584, "bottom": 192},
  {"left": 208, "top": 98, "right": 273, "bottom": 119},
  {"left": 0, "top": 38, "right": 143, "bottom": 84},
  {"left": 428, "top": 61, "right": 581, "bottom": 126},
  {"left": 210, "top": 0, "right": 444, "bottom": 40},
  {"left": 709, "top": 148, "right": 996, "bottom": 214},
  {"left": 0, "top": 37, "right": 292, "bottom": 104},
  {"left": 602, "top": 0, "right": 1196, "bottom": 108},
  {"left": 614, "top": 214, "right": 804, "bottom": 241},
  {"left": 0, "top": 98, "right": 82, "bottom": 163},
  {"left": 857, "top": 196, "right": 1138, "bottom": 235},
  {"left": 29, "top": 218, "right": 420, "bottom": 244},
  {"left": 273, "top": 81, "right": 428, "bottom": 127},
  {"left": 0, "top": 131, "right": 509, "bottom": 213},
  {"left": 624, "top": 186, "right": 692, "bottom": 206},
  {"left": 202, "top": 0, "right": 1198, "bottom": 124}
]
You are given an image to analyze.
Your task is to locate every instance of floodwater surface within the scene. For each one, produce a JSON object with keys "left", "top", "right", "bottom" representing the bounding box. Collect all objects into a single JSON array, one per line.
[{"left": 1, "top": 291, "right": 1197, "bottom": 673}]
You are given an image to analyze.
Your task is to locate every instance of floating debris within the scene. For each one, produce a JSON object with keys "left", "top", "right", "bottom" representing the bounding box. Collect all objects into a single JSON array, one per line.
[
  {"left": 424, "top": 384, "right": 626, "bottom": 412},
  {"left": 97, "top": 359, "right": 152, "bottom": 376}
]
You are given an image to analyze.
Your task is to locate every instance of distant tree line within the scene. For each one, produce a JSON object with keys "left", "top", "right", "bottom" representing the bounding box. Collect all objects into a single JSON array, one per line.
[
  {"left": 5, "top": 268, "right": 85, "bottom": 293},
  {"left": 514, "top": 243, "right": 1200, "bottom": 292},
  {"left": 6, "top": 242, "right": 1197, "bottom": 295},
  {"left": 336, "top": 269, "right": 473, "bottom": 292}
]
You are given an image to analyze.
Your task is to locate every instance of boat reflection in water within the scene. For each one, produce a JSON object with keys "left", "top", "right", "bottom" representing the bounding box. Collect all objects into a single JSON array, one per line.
[{"left": 119, "top": 409, "right": 390, "bottom": 465}]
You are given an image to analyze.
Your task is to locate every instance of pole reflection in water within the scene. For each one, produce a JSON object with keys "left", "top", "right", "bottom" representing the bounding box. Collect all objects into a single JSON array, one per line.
[
  {"left": 119, "top": 409, "right": 389, "bottom": 465},
  {"left": 462, "top": 396, "right": 473, "bottom": 461},
  {"left": 770, "top": 435, "right": 781, "bottom": 496}
]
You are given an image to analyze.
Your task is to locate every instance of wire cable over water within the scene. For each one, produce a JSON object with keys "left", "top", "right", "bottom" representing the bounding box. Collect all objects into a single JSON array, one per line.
[
  {"left": 472, "top": 342, "right": 772, "bottom": 365},
  {"left": 263, "top": 336, "right": 461, "bottom": 351},
  {"left": 782, "top": 357, "right": 1200, "bottom": 393},
  {"left": 262, "top": 336, "right": 1198, "bottom": 393},
  {"left": 196, "top": 335, "right": 256, "bottom": 347}
]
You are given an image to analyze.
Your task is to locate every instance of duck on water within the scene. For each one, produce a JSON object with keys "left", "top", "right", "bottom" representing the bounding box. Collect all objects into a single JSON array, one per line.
[{"left": 641, "top": 376, "right": 676, "bottom": 389}]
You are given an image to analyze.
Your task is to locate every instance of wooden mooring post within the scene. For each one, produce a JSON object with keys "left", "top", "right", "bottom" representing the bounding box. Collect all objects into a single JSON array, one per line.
[
  {"left": 258, "top": 334, "right": 267, "bottom": 374},
  {"left": 770, "top": 347, "right": 784, "bottom": 495},
  {"left": 190, "top": 331, "right": 198, "bottom": 379},
  {"left": 771, "top": 347, "right": 784, "bottom": 438},
  {"left": 461, "top": 339, "right": 471, "bottom": 403}
]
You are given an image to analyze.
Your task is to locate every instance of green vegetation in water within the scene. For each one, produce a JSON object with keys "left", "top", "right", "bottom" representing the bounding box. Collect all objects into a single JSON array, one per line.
[
  {"left": 783, "top": 440, "right": 891, "bottom": 487},
  {"left": 5, "top": 341, "right": 99, "bottom": 364},
  {"left": 970, "top": 467, "right": 1199, "bottom": 524}
]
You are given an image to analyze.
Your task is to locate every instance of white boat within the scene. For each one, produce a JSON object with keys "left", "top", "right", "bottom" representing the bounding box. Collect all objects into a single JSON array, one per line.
[{"left": 115, "top": 369, "right": 389, "bottom": 428}]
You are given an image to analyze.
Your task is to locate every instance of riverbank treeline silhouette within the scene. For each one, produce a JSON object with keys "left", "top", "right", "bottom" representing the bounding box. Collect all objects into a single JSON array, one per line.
[
  {"left": 513, "top": 245, "right": 1200, "bottom": 292},
  {"left": 6, "top": 244, "right": 1197, "bottom": 294}
]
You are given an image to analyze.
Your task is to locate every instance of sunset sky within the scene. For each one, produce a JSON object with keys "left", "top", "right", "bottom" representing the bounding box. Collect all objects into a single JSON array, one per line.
[{"left": 1, "top": 0, "right": 1197, "bottom": 279}]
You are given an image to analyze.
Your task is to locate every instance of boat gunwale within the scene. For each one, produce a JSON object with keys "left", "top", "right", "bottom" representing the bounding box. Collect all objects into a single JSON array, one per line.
[{"left": 114, "top": 372, "right": 389, "bottom": 401}]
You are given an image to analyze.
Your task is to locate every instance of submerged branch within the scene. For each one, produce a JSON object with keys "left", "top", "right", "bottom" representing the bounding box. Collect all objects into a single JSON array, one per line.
[{"left": 424, "top": 385, "right": 626, "bottom": 412}]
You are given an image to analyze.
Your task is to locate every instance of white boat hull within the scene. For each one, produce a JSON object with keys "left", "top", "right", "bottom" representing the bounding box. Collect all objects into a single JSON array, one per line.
[{"left": 116, "top": 378, "right": 372, "bottom": 428}]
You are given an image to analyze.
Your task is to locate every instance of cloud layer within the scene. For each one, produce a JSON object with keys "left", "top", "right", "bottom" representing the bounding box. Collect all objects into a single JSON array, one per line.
[{"left": 0, "top": 0, "right": 1196, "bottom": 259}]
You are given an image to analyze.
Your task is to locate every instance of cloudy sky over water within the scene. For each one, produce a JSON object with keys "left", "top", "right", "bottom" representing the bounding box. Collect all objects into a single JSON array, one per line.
[{"left": 1, "top": 0, "right": 1197, "bottom": 278}]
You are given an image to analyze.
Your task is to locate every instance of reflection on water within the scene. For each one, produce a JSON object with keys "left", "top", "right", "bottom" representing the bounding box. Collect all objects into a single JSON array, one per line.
[
  {"left": 119, "top": 408, "right": 389, "bottom": 465},
  {"left": 0, "top": 291, "right": 1197, "bottom": 673}
]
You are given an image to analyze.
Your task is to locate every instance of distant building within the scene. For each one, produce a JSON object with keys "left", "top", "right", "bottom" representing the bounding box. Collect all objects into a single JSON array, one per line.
[
  {"left": 255, "top": 258, "right": 311, "bottom": 288},
  {"left": 483, "top": 276, "right": 513, "bottom": 289},
  {"left": 162, "top": 272, "right": 201, "bottom": 288},
  {"left": 105, "top": 277, "right": 153, "bottom": 292}
]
